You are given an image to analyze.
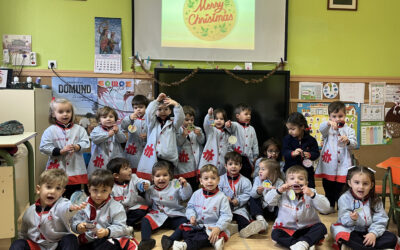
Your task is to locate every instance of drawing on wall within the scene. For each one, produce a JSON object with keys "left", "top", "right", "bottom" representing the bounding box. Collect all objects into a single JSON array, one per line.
[
  {"left": 299, "top": 82, "right": 322, "bottom": 100},
  {"left": 323, "top": 82, "right": 339, "bottom": 99}
]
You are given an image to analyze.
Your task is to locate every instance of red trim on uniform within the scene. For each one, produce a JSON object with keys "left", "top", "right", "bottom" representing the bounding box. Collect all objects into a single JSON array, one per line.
[
  {"left": 68, "top": 174, "right": 88, "bottom": 185},
  {"left": 144, "top": 215, "right": 160, "bottom": 230},
  {"left": 119, "top": 237, "right": 138, "bottom": 250},
  {"left": 138, "top": 205, "right": 149, "bottom": 210},
  {"left": 113, "top": 196, "right": 124, "bottom": 201},
  {"left": 78, "top": 234, "right": 88, "bottom": 244},
  {"left": 136, "top": 172, "right": 152, "bottom": 181},
  {"left": 335, "top": 231, "right": 351, "bottom": 243},
  {"left": 179, "top": 224, "right": 193, "bottom": 231},
  {"left": 219, "top": 231, "right": 229, "bottom": 242},
  {"left": 27, "top": 239, "right": 41, "bottom": 250},
  {"left": 174, "top": 170, "right": 197, "bottom": 179},
  {"left": 314, "top": 173, "right": 346, "bottom": 183}
]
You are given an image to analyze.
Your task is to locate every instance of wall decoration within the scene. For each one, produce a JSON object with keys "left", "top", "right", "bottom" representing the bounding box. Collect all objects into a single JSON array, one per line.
[
  {"left": 323, "top": 82, "right": 338, "bottom": 99},
  {"left": 299, "top": 82, "right": 323, "bottom": 100},
  {"left": 328, "top": 0, "right": 357, "bottom": 10}
]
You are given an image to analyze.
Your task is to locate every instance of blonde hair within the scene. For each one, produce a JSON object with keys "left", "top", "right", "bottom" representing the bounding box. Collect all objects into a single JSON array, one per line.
[
  {"left": 49, "top": 98, "right": 75, "bottom": 124},
  {"left": 259, "top": 158, "right": 281, "bottom": 184},
  {"left": 286, "top": 165, "right": 308, "bottom": 180},
  {"left": 39, "top": 169, "right": 68, "bottom": 187},
  {"left": 199, "top": 164, "right": 219, "bottom": 178}
]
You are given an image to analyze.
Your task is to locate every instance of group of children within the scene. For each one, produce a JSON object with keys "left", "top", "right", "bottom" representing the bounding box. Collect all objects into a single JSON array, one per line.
[{"left": 9, "top": 94, "right": 399, "bottom": 250}]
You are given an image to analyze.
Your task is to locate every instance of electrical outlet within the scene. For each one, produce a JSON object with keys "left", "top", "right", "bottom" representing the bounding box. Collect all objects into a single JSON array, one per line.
[{"left": 48, "top": 60, "right": 57, "bottom": 69}]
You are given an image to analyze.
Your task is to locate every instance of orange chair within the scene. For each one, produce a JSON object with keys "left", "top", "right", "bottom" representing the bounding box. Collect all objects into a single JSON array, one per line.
[
  {"left": 386, "top": 166, "right": 400, "bottom": 232},
  {"left": 375, "top": 168, "right": 400, "bottom": 210}
]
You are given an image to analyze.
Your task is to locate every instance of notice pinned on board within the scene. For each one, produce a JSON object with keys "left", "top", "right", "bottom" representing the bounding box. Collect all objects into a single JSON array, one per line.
[
  {"left": 299, "top": 82, "right": 323, "bottom": 100},
  {"left": 339, "top": 83, "right": 365, "bottom": 103}
]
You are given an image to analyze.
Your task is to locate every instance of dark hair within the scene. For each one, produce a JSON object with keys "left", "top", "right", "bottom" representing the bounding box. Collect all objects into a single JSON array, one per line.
[
  {"left": 224, "top": 151, "right": 242, "bottom": 164},
  {"left": 328, "top": 101, "right": 346, "bottom": 115},
  {"left": 183, "top": 105, "right": 195, "bottom": 117},
  {"left": 344, "top": 165, "right": 380, "bottom": 214},
  {"left": 132, "top": 95, "right": 149, "bottom": 107},
  {"left": 107, "top": 157, "right": 130, "bottom": 174},
  {"left": 234, "top": 103, "right": 252, "bottom": 115},
  {"left": 259, "top": 158, "right": 282, "bottom": 184},
  {"left": 261, "top": 138, "right": 282, "bottom": 161},
  {"left": 286, "top": 112, "right": 309, "bottom": 132},
  {"left": 96, "top": 106, "right": 118, "bottom": 122},
  {"left": 89, "top": 169, "right": 114, "bottom": 188},
  {"left": 213, "top": 108, "right": 227, "bottom": 121},
  {"left": 286, "top": 165, "right": 308, "bottom": 180},
  {"left": 200, "top": 164, "right": 219, "bottom": 178},
  {"left": 152, "top": 160, "right": 173, "bottom": 178}
]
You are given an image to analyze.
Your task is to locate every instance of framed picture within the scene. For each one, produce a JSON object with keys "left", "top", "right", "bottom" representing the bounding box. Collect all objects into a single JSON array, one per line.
[{"left": 328, "top": 0, "right": 357, "bottom": 10}]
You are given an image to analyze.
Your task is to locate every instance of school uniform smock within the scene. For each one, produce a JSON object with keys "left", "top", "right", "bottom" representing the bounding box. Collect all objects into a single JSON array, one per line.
[
  {"left": 315, "top": 122, "right": 357, "bottom": 183},
  {"left": 121, "top": 115, "right": 147, "bottom": 171},
  {"left": 19, "top": 198, "right": 76, "bottom": 250},
  {"left": 198, "top": 114, "right": 231, "bottom": 175},
  {"left": 111, "top": 174, "right": 150, "bottom": 211},
  {"left": 137, "top": 100, "right": 184, "bottom": 180},
  {"left": 176, "top": 126, "right": 205, "bottom": 178},
  {"left": 144, "top": 179, "right": 192, "bottom": 229},
  {"left": 218, "top": 174, "right": 252, "bottom": 221},
  {"left": 266, "top": 188, "right": 330, "bottom": 234},
  {"left": 251, "top": 177, "right": 284, "bottom": 210},
  {"left": 71, "top": 196, "right": 129, "bottom": 244},
  {"left": 40, "top": 123, "right": 90, "bottom": 185},
  {"left": 186, "top": 188, "right": 233, "bottom": 238},
  {"left": 87, "top": 125, "right": 126, "bottom": 175},
  {"left": 230, "top": 121, "right": 259, "bottom": 163}
]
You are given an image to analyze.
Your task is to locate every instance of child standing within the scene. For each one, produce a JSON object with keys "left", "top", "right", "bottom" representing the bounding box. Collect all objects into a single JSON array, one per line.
[
  {"left": 249, "top": 159, "right": 283, "bottom": 223},
  {"left": 10, "top": 169, "right": 86, "bottom": 250},
  {"left": 139, "top": 161, "right": 192, "bottom": 250},
  {"left": 230, "top": 103, "right": 259, "bottom": 180},
  {"left": 331, "top": 166, "right": 397, "bottom": 250},
  {"left": 107, "top": 157, "right": 150, "bottom": 227},
  {"left": 315, "top": 101, "right": 357, "bottom": 214},
  {"left": 88, "top": 106, "right": 126, "bottom": 175},
  {"left": 198, "top": 108, "right": 232, "bottom": 176},
  {"left": 283, "top": 112, "right": 320, "bottom": 188},
  {"left": 121, "top": 94, "right": 149, "bottom": 172},
  {"left": 40, "top": 98, "right": 90, "bottom": 198},
  {"left": 218, "top": 152, "right": 265, "bottom": 238},
  {"left": 267, "top": 165, "right": 330, "bottom": 250},
  {"left": 137, "top": 93, "right": 184, "bottom": 180},
  {"left": 253, "top": 138, "right": 284, "bottom": 178},
  {"left": 176, "top": 105, "right": 205, "bottom": 189},
  {"left": 161, "top": 164, "right": 233, "bottom": 250},
  {"left": 72, "top": 169, "right": 135, "bottom": 250}
]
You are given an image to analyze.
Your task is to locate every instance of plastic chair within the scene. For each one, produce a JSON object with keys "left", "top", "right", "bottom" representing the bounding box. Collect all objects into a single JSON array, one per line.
[
  {"left": 375, "top": 168, "right": 400, "bottom": 209},
  {"left": 387, "top": 166, "right": 400, "bottom": 233}
]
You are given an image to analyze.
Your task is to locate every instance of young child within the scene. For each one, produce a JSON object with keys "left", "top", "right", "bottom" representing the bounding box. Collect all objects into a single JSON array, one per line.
[
  {"left": 267, "top": 165, "right": 330, "bottom": 250},
  {"left": 88, "top": 106, "right": 127, "bottom": 175},
  {"left": 331, "top": 166, "right": 397, "bottom": 250},
  {"left": 198, "top": 107, "right": 232, "bottom": 176},
  {"left": 72, "top": 169, "right": 135, "bottom": 250},
  {"left": 176, "top": 105, "right": 205, "bottom": 189},
  {"left": 107, "top": 157, "right": 150, "bottom": 227},
  {"left": 137, "top": 93, "right": 184, "bottom": 180},
  {"left": 283, "top": 112, "right": 320, "bottom": 188},
  {"left": 315, "top": 101, "right": 358, "bottom": 214},
  {"left": 139, "top": 161, "right": 192, "bottom": 250},
  {"left": 121, "top": 94, "right": 149, "bottom": 172},
  {"left": 161, "top": 164, "right": 233, "bottom": 250},
  {"left": 218, "top": 151, "right": 264, "bottom": 238},
  {"left": 10, "top": 169, "right": 86, "bottom": 250},
  {"left": 230, "top": 103, "right": 259, "bottom": 180},
  {"left": 40, "top": 98, "right": 90, "bottom": 198},
  {"left": 249, "top": 159, "right": 283, "bottom": 223},
  {"left": 253, "top": 138, "right": 284, "bottom": 178}
]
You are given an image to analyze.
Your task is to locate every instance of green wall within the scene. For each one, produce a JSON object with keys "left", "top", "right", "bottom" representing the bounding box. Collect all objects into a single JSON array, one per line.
[{"left": 1, "top": 0, "right": 399, "bottom": 76}]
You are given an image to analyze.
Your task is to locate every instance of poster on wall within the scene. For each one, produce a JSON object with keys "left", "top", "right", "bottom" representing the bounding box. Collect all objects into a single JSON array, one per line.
[
  {"left": 94, "top": 17, "right": 122, "bottom": 74},
  {"left": 360, "top": 121, "right": 387, "bottom": 145},
  {"left": 52, "top": 77, "right": 98, "bottom": 115},
  {"left": 298, "top": 82, "right": 323, "bottom": 100},
  {"left": 297, "top": 103, "right": 361, "bottom": 148}
]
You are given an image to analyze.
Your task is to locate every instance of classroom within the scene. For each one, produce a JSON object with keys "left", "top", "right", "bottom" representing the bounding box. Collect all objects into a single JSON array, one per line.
[{"left": 1, "top": 0, "right": 400, "bottom": 249}]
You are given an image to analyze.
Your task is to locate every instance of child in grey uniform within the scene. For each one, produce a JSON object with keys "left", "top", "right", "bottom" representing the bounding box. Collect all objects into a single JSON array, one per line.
[{"left": 10, "top": 169, "right": 87, "bottom": 250}]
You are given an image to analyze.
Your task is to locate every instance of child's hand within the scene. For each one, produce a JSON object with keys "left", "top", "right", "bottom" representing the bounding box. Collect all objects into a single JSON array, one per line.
[
  {"left": 350, "top": 211, "right": 359, "bottom": 221},
  {"left": 329, "top": 120, "right": 338, "bottom": 130},
  {"left": 157, "top": 93, "right": 167, "bottom": 102},
  {"left": 302, "top": 186, "right": 314, "bottom": 197},
  {"left": 108, "top": 130, "right": 115, "bottom": 137},
  {"left": 257, "top": 186, "right": 264, "bottom": 195},
  {"left": 278, "top": 183, "right": 291, "bottom": 193},
  {"left": 130, "top": 113, "right": 137, "bottom": 120},
  {"left": 164, "top": 97, "right": 178, "bottom": 107},
  {"left": 208, "top": 226, "right": 221, "bottom": 244},
  {"left": 194, "top": 128, "right": 201, "bottom": 136},
  {"left": 143, "top": 182, "right": 150, "bottom": 191},
  {"left": 363, "top": 232, "right": 376, "bottom": 247},
  {"left": 225, "top": 120, "right": 231, "bottom": 128},
  {"left": 190, "top": 216, "right": 197, "bottom": 225},
  {"left": 178, "top": 177, "right": 187, "bottom": 187},
  {"left": 61, "top": 145, "right": 75, "bottom": 155},
  {"left": 182, "top": 128, "right": 189, "bottom": 137},
  {"left": 112, "top": 125, "right": 119, "bottom": 133},
  {"left": 73, "top": 144, "right": 81, "bottom": 152},
  {"left": 96, "top": 228, "right": 110, "bottom": 238},
  {"left": 339, "top": 135, "right": 349, "bottom": 144},
  {"left": 303, "top": 152, "right": 311, "bottom": 159},
  {"left": 231, "top": 198, "right": 239, "bottom": 207},
  {"left": 292, "top": 148, "right": 303, "bottom": 157},
  {"left": 208, "top": 108, "right": 213, "bottom": 116},
  {"left": 139, "top": 133, "right": 147, "bottom": 139},
  {"left": 69, "top": 202, "right": 87, "bottom": 211},
  {"left": 77, "top": 222, "right": 87, "bottom": 233}
]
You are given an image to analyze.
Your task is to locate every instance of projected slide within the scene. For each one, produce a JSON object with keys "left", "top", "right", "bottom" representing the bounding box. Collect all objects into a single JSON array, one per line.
[{"left": 161, "top": 0, "right": 255, "bottom": 50}]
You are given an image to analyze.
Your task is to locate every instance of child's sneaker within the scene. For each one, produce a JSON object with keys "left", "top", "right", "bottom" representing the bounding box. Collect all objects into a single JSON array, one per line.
[
  {"left": 290, "top": 241, "right": 309, "bottom": 250},
  {"left": 138, "top": 239, "right": 156, "bottom": 250},
  {"left": 239, "top": 220, "right": 264, "bottom": 238},
  {"left": 161, "top": 235, "right": 173, "bottom": 250},
  {"left": 172, "top": 241, "right": 187, "bottom": 250},
  {"left": 226, "top": 222, "right": 238, "bottom": 235},
  {"left": 256, "top": 215, "right": 269, "bottom": 231},
  {"left": 213, "top": 238, "right": 224, "bottom": 250},
  {"left": 127, "top": 226, "right": 134, "bottom": 237}
]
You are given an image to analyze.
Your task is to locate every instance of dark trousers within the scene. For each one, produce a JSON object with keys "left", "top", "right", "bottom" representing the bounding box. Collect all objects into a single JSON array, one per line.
[
  {"left": 341, "top": 231, "right": 397, "bottom": 249},
  {"left": 141, "top": 216, "right": 187, "bottom": 240},
  {"left": 322, "top": 179, "right": 345, "bottom": 208},
  {"left": 240, "top": 156, "right": 253, "bottom": 181},
  {"left": 79, "top": 238, "right": 122, "bottom": 250},
  {"left": 249, "top": 197, "right": 278, "bottom": 221},
  {"left": 10, "top": 234, "right": 78, "bottom": 250},
  {"left": 63, "top": 184, "right": 89, "bottom": 200},
  {"left": 186, "top": 177, "right": 199, "bottom": 191},
  {"left": 233, "top": 214, "right": 250, "bottom": 231},
  {"left": 169, "top": 227, "right": 212, "bottom": 250},
  {"left": 271, "top": 222, "right": 327, "bottom": 248},
  {"left": 126, "top": 209, "right": 147, "bottom": 227}
]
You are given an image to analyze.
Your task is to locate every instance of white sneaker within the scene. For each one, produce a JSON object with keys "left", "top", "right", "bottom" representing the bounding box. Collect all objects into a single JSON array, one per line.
[
  {"left": 309, "top": 245, "right": 315, "bottom": 250},
  {"left": 127, "top": 226, "right": 134, "bottom": 237},
  {"left": 256, "top": 217, "right": 269, "bottom": 231},
  {"left": 226, "top": 222, "right": 238, "bottom": 235},
  {"left": 290, "top": 241, "right": 309, "bottom": 250},
  {"left": 172, "top": 241, "right": 187, "bottom": 250},
  {"left": 239, "top": 220, "right": 264, "bottom": 238},
  {"left": 340, "top": 244, "right": 352, "bottom": 250},
  {"left": 213, "top": 238, "right": 224, "bottom": 250}
]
